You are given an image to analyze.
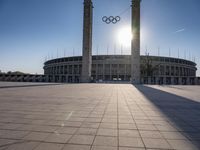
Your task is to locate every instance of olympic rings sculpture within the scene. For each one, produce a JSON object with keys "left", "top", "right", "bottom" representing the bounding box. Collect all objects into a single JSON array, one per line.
[{"left": 102, "top": 16, "right": 121, "bottom": 24}]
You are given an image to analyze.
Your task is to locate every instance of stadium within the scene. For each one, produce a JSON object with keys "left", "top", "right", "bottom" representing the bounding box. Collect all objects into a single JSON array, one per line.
[
  {"left": 0, "top": 0, "right": 199, "bottom": 85},
  {"left": 43, "top": 55, "right": 197, "bottom": 85}
]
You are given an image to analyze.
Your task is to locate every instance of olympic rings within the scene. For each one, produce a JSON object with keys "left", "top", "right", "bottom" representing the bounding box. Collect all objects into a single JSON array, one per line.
[{"left": 102, "top": 16, "right": 121, "bottom": 24}]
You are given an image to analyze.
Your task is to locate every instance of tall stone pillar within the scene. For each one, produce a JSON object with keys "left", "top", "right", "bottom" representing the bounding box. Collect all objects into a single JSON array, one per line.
[
  {"left": 81, "top": 0, "right": 93, "bottom": 83},
  {"left": 131, "top": 0, "right": 141, "bottom": 84}
]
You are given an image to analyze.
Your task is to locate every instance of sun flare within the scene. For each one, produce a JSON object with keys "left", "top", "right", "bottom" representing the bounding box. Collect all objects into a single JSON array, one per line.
[{"left": 117, "top": 26, "right": 132, "bottom": 47}]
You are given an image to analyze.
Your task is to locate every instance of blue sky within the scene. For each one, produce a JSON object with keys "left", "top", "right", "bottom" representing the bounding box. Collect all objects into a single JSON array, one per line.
[{"left": 0, "top": 0, "right": 200, "bottom": 75}]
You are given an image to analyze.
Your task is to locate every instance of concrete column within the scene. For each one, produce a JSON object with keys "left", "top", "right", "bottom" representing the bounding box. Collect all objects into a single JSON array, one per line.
[
  {"left": 178, "top": 77, "right": 182, "bottom": 85},
  {"left": 171, "top": 77, "right": 174, "bottom": 85},
  {"left": 186, "top": 77, "right": 190, "bottom": 85},
  {"left": 96, "top": 63, "right": 98, "bottom": 81},
  {"left": 67, "top": 65, "right": 69, "bottom": 76},
  {"left": 131, "top": 0, "right": 141, "bottom": 84},
  {"left": 72, "top": 65, "right": 74, "bottom": 75},
  {"left": 163, "top": 77, "right": 166, "bottom": 85},
  {"left": 46, "top": 75, "right": 49, "bottom": 82},
  {"left": 141, "top": 77, "right": 144, "bottom": 84},
  {"left": 72, "top": 75, "right": 75, "bottom": 83},
  {"left": 117, "top": 64, "right": 119, "bottom": 80},
  {"left": 81, "top": 0, "right": 93, "bottom": 83},
  {"left": 45, "top": 75, "right": 49, "bottom": 82},
  {"left": 194, "top": 77, "right": 197, "bottom": 85},
  {"left": 103, "top": 63, "right": 105, "bottom": 81},
  {"left": 72, "top": 65, "right": 75, "bottom": 83},
  {"left": 77, "top": 65, "right": 80, "bottom": 75},
  {"left": 110, "top": 64, "right": 112, "bottom": 80},
  {"left": 156, "top": 77, "right": 159, "bottom": 85},
  {"left": 59, "top": 75, "right": 62, "bottom": 83},
  {"left": 125, "top": 64, "right": 127, "bottom": 80},
  {"left": 53, "top": 75, "right": 56, "bottom": 83},
  {"left": 164, "top": 65, "right": 166, "bottom": 77},
  {"left": 148, "top": 77, "right": 151, "bottom": 84}
]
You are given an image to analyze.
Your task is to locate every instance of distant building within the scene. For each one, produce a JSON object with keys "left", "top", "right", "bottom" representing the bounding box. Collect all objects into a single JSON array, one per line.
[{"left": 43, "top": 55, "right": 198, "bottom": 85}]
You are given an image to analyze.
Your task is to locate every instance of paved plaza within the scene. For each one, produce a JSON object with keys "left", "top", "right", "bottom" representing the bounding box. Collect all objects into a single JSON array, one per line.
[{"left": 0, "top": 82, "right": 200, "bottom": 150}]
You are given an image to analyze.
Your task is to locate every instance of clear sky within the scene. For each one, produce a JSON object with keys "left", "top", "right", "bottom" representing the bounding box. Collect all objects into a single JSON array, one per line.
[{"left": 0, "top": 0, "right": 200, "bottom": 75}]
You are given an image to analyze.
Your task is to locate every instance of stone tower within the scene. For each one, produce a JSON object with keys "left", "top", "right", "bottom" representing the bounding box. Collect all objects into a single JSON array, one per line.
[
  {"left": 131, "top": 0, "right": 141, "bottom": 84},
  {"left": 81, "top": 0, "right": 93, "bottom": 83}
]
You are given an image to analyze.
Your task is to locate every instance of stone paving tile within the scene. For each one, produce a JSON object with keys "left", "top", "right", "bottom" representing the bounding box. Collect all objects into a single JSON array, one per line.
[
  {"left": 93, "top": 136, "right": 118, "bottom": 147},
  {"left": 0, "top": 147, "right": 8, "bottom": 150},
  {"left": 119, "top": 123, "right": 137, "bottom": 130},
  {"left": 119, "top": 137, "right": 144, "bottom": 148},
  {"left": 142, "top": 138, "right": 172, "bottom": 149},
  {"left": 0, "top": 130, "right": 29, "bottom": 139},
  {"left": 44, "top": 133, "right": 72, "bottom": 143},
  {"left": 185, "top": 132, "right": 200, "bottom": 140},
  {"left": 64, "top": 121, "right": 82, "bottom": 127},
  {"left": 119, "top": 118, "right": 134, "bottom": 124},
  {"left": 5, "top": 141, "right": 40, "bottom": 150},
  {"left": 84, "top": 118, "right": 102, "bottom": 123},
  {"left": 68, "top": 135, "right": 95, "bottom": 145},
  {"left": 23, "top": 132, "right": 50, "bottom": 141},
  {"left": 134, "top": 120, "right": 153, "bottom": 125},
  {"left": 119, "top": 147, "right": 145, "bottom": 150},
  {"left": 81, "top": 122, "right": 100, "bottom": 129},
  {"left": 67, "top": 117, "right": 86, "bottom": 122},
  {"left": 76, "top": 128, "right": 97, "bottom": 135},
  {"left": 161, "top": 131, "right": 188, "bottom": 140},
  {"left": 137, "top": 124, "right": 157, "bottom": 131},
  {"left": 0, "top": 123, "right": 23, "bottom": 130},
  {"left": 17, "top": 124, "right": 37, "bottom": 131},
  {"left": 102, "top": 118, "right": 117, "bottom": 123},
  {"left": 119, "top": 130, "right": 140, "bottom": 138},
  {"left": 91, "top": 146, "right": 117, "bottom": 150},
  {"left": 55, "top": 127, "right": 78, "bottom": 134},
  {"left": 167, "top": 139, "right": 199, "bottom": 150},
  {"left": 62, "top": 144, "right": 90, "bottom": 150},
  {"left": 155, "top": 124, "right": 178, "bottom": 132},
  {"left": 0, "top": 139, "right": 19, "bottom": 147},
  {"left": 33, "top": 143, "right": 64, "bottom": 150},
  {"left": 99, "top": 123, "right": 117, "bottom": 129},
  {"left": 31, "top": 125, "right": 58, "bottom": 133},
  {"left": 0, "top": 130, "right": 10, "bottom": 137},
  {"left": 139, "top": 130, "right": 163, "bottom": 138},
  {"left": 97, "top": 129, "right": 117, "bottom": 137},
  {"left": 30, "top": 119, "right": 47, "bottom": 125}
]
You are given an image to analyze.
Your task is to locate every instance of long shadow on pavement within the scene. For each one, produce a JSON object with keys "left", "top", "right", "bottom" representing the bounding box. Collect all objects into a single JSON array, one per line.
[{"left": 135, "top": 85, "right": 200, "bottom": 148}]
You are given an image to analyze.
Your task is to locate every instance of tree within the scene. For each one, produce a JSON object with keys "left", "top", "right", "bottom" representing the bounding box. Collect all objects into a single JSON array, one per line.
[{"left": 141, "top": 53, "right": 159, "bottom": 77}]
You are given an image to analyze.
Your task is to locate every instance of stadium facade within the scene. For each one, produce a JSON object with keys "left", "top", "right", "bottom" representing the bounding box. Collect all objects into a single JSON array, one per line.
[
  {"left": 0, "top": 55, "right": 199, "bottom": 85},
  {"left": 43, "top": 55, "right": 198, "bottom": 85}
]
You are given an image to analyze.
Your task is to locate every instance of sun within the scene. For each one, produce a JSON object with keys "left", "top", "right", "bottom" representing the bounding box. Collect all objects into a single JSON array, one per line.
[{"left": 117, "top": 26, "right": 133, "bottom": 47}]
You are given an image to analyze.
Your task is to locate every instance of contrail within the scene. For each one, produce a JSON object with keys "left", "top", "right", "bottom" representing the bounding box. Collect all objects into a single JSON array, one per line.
[{"left": 174, "top": 28, "right": 185, "bottom": 33}]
